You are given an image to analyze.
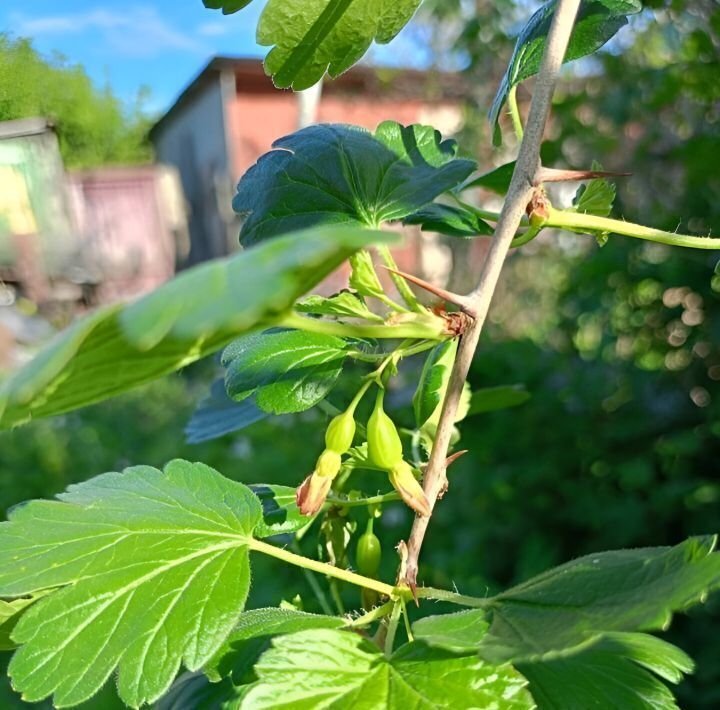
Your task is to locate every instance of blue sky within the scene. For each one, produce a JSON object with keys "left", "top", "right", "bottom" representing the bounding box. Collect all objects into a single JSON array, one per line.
[{"left": 1, "top": 1, "right": 426, "bottom": 116}]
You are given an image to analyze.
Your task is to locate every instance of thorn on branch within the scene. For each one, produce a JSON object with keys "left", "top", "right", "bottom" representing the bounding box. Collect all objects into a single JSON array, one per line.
[
  {"left": 380, "top": 266, "right": 477, "bottom": 318},
  {"left": 534, "top": 166, "right": 631, "bottom": 185}
]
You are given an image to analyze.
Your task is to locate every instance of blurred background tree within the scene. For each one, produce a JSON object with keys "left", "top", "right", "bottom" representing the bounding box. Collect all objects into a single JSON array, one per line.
[
  {"left": 1, "top": 0, "right": 719, "bottom": 706},
  {"left": 0, "top": 34, "right": 152, "bottom": 167}
]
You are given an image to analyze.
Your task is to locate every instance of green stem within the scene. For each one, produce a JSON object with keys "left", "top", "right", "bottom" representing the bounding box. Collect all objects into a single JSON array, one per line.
[
  {"left": 376, "top": 293, "right": 412, "bottom": 314},
  {"left": 450, "top": 194, "right": 505, "bottom": 224},
  {"left": 375, "top": 244, "right": 425, "bottom": 313},
  {"left": 415, "top": 586, "right": 489, "bottom": 608},
  {"left": 508, "top": 85, "right": 525, "bottom": 142},
  {"left": 546, "top": 207, "right": 720, "bottom": 250},
  {"left": 345, "top": 600, "right": 394, "bottom": 628},
  {"left": 325, "top": 491, "right": 401, "bottom": 509},
  {"left": 401, "top": 599, "right": 413, "bottom": 642},
  {"left": 384, "top": 600, "right": 403, "bottom": 656},
  {"left": 329, "top": 579, "right": 346, "bottom": 615},
  {"left": 291, "top": 540, "right": 334, "bottom": 615},
  {"left": 281, "top": 311, "right": 446, "bottom": 340},
  {"left": 249, "top": 537, "right": 396, "bottom": 597}
]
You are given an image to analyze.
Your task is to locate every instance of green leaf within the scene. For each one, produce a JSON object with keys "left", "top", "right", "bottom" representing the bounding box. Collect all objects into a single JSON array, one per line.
[
  {"left": 466, "top": 384, "right": 531, "bottom": 416},
  {"left": 204, "top": 0, "right": 422, "bottom": 90},
  {"left": 0, "top": 225, "right": 395, "bottom": 429},
  {"left": 518, "top": 632, "right": 693, "bottom": 710},
  {"left": 206, "top": 608, "right": 345, "bottom": 683},
  {"left": 296, "top": 292, "right": 382, "bottom": 322},
  {"left": 202, "top": 0, "right": 253, "bottom": 15},
  {"left": 223, "top": 329, "right": 351, "bottom": 414},
  {"left": 156, "top": 671, "right": 246, "bottom": 710},
  {"left": 185, "top": 380, "right": 268, "bottom": 444},
  {"left": 478, "top": 536, "right": 720, "bottom": 664},
  {"left": 413, "top": 339, "right": 458, "bottom": 428},
  {"left": 404, "top": 203, "right": 493, "bottom": 237},
  {"left": 412, "top": 609, "right": 490, "bottom": 652},
  {"left": 462, "top": 161, "right": 517, "bottom": 195},
  {"left": 234, "top": 122, "right": 476, "bottom": 245},
  {"left": 0, "top": 460, "right": 262, "bottom": 708},
  {"left": 0, "top": 592, "right": 49, "bottom": 651},
  {"left": 349, "top": 250, "right": 386, "bottom": 299},
  {"left": 249, "top": 484, "right": 314, "bottom": 538},
  {"left": 242, "top": 629, "right": 533, "bottom": 708},
  {"left": 572, "top": 161, "right": 616, "bottom": 217},
  {"left": 489, "top": 0, "right": 642, "bottom": 143}
]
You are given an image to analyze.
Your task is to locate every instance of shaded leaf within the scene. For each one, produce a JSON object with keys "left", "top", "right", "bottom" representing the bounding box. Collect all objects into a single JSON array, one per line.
[
  {"left": 202, "top": 0, "right": 253, "bottom": 15},
  {"left": 155, "top": 671, "right": 246, "bottom": 710},
  {"left": 223, "top": 329, "right": 351, "bottom": 414},
  {"left": 462, "top": 161, "right": 517, "bottom": 195},
  {"left": 466, "top": 384, "right": 531, "bottom": 416},
  {"left": 249, "top": 484, "right": 315, "bottom": 538},
  {"left": 0, "top": 460, "right": 262, "bottom": 707},
  {"left": 0, "top": 225, "right": 394, "bottom": 429},
  {"left": 185, "top": 379, "right": 268, "bottom": 444},
  {"left": 518, "top": 632, "right": 693, "bottom": 710},
  {"left": 479, "top": 536, "right": 720, "bottom": 664},
  {"left": 413, "top": 339, "right": 458, "bottom": 428},
  {"left": 206, "top": 608, "right": 344, "bottom": 683},
  {"left": 404, "top": 203, "right": 493, "bottom": 237},
  {"left": 296, "top": 292, "right": 382, "bottom": 321},
  {"left": 234, "top": 122, "right": 476, "bottom": 245},
  {"left": 0, "top": 592, "right": 49, "bottom": 651},
  {"left": 243, "top": 629, "right": 533, "bottom": 708},
  {"left": 490, "top": 0, "right": 642, "bottom": 143}
]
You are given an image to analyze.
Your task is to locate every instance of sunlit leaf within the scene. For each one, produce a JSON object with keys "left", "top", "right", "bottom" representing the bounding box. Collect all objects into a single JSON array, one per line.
[
  {"left": 0, "top": 226, "right": 395, "bottom": 429},
  {"left": 413, "top": 339, "right": 459, "bottom": 428},
  {"left": 234, "top": 122, "right": 476, "bottom": 245},
  {"left": 242, "top": 629, "right": 533, "bottom": 708},
  {"left": 0, "top": 460, "right": 262, "bottom": 707}
]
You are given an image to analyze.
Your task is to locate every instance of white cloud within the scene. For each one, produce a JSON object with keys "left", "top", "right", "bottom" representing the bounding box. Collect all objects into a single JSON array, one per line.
[
  {"left": 197, "top": 21, "right": 228, "bottom": 37},
  {"left": 11, "top": 7, "right": 207, "bottom": 57}
]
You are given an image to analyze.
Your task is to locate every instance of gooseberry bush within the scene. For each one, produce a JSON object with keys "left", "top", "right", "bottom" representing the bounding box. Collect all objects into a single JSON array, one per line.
[{"left": 1, "top": 1, "right": 719, "bottom": 707}]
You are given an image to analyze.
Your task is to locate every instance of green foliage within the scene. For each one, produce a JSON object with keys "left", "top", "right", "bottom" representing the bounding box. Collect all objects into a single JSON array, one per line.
[
  {"left": 413, "top": 339, "right": 459, "bottom": 427},
  {"left": 489, "top": 0, "right": 642, "bottom": 142},
  {"left": 463, "top": 161, "right": 516, "bottom": 194},
  {"left": 249, "top": 484, "right": 315, "bottom": 537},
  {"left": 571, "top": 164, "right": 616, "bottom": 218},
  {"left": 242, "top": 628, "right": 534, "bottom": 708},
  {"left": 479, "top": 537, "right": 720, "bottom": 664},
  {"left": 404, "top": 203, "right": 494, "bottom": 237},
  {"left": 223, "top": 330, "right": 352, "bottom": 414},
  {"left": 0, "top": 593, "right": 48, "bottom": 651},
  {"left": 412, "top": 609, "right": 490, "bottom": 652},
  {"left": 204, "top": 0, "right": 422, "bottom": 89},
  {"left": 296, "top": 292, "right": 382, "bottom": 322},
  {"left": 0, "top": 461, "right": 262, "bottom": 707},
  {"left": 0, "top": 35, "right": 151, "bottom": 167},
  {"left": 466, "top": 385, "right": 531, "bottom": 416},
  {"left": 206, "top": 608, "right": 344, "bottom": 683},
  {"left": 233, "top": 122, "right": 476, "bottom": 245},
  {"left": 0, "top": 225, "right": 394, "bottom": 428},
  {"left": 518, "top": 633, "right": 693, "bottom": 709}
]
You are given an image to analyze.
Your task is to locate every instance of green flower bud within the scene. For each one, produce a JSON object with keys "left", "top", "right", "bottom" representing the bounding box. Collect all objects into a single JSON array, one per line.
[
  {"left": 324, "top": 410, "right": 356, "bottom": 454},
  {"left": 367, "top": 391, "right": 403, "bottom": 470},
  {"left": 389, "top": 461, "right": 431, "bottom": 517},
  {"left": 315, "top": 449, "right": 342, "bottom": 478}
]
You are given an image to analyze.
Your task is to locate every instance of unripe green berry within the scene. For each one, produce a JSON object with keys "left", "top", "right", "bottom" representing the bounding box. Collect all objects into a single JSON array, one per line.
[
  {"left": 324, "top": 410, "right": 356, "bottom": 454},
  {"left": 367, "top": 392, "right": 403, "bottom": 470},
  {"left": 356, "top": 526, "right": 381, "bottom": 577}
]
